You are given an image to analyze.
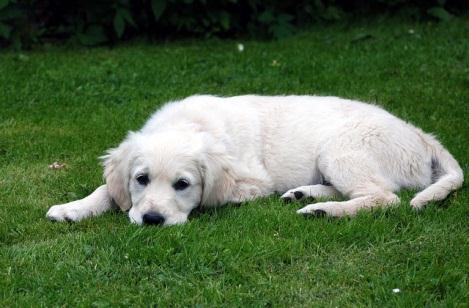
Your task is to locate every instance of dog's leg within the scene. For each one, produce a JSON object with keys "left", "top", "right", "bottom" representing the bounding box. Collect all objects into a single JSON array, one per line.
[
  {"left": 281, "top": 184, "right": 340, "bottom": 202},
  {"left": 297, "top": 192, "right": 400, "bottom": 217},
  {"left": 46, "top": 185, "right": 113, "bottom": 222},
  {"left": 227, "top": 178, "right": 272, "bottom": 203},
  {"left": 297, "top": 152, "right": 400, "bottom": 217}
]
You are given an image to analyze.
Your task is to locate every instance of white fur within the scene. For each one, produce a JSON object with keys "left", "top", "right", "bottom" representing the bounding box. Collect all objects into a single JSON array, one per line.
[{"left": 46, "top": 95, "right": 463, "bottom": 225}]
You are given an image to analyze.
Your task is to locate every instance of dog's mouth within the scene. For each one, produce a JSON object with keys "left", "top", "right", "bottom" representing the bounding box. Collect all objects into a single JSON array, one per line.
[{"left": 128, "top": 207, "right": 190, "bottom": 226}]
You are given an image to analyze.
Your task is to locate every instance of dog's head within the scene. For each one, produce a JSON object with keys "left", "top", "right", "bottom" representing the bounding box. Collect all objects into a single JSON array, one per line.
[{"left": 102, "top": 130, "right": 234, "bottom": 226}]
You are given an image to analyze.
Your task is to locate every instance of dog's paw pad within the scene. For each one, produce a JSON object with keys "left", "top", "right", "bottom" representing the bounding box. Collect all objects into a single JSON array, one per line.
[
  {"left": 296, "top": 204, "right": 329, "bottom": 217},
  {"left": 293, "top": 191, "right": 304, "bottom": 200},
  {"left": 48, "top": 216, "right": 59, "bottom": 222},
  {"left": 281, "top": 189, "right": 308, "bottom": 202},
  {"left": 64, "top": 216, "right": 75, "bottom": 222},
  {"left": 313, "top": 209, "right": 327, "bottom": 217}
]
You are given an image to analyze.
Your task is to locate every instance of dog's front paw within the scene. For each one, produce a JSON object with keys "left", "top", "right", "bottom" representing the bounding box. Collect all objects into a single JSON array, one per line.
[
  {"left": 410, "top": 197, "right": 426, "bottom": 210},
  {"left": 46, "top": 203, "right": 86, "bottom": 222}
]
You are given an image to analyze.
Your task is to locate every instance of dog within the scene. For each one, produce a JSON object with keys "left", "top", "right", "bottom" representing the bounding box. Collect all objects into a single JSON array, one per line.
[{"left": 46, "top": 95, "right": 463, "bottom": 226}]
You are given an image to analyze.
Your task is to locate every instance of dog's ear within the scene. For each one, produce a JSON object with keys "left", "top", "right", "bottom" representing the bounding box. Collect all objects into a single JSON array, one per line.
[
  {"left": 101, "top": 134, "right": 135, "bottom": 211},
  {"left": 198, "top": 133, "right": 237, "bottom": 206}
]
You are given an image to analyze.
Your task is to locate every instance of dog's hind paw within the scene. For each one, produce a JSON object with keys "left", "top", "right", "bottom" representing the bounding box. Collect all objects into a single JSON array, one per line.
[
  {"left": 297, "top": 204, "right": 329, "bottom": 217},
  {"left": 281, "top": 189, "right": 307, "bottom": 203},
  {"left": 297, "top": 201, "right": 347, "bottom": 217}
]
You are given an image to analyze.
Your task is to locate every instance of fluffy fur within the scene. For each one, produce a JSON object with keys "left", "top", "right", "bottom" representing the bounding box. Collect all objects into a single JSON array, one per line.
[{"left": 46, "top": 95, "right": 463, "bottom": 225}]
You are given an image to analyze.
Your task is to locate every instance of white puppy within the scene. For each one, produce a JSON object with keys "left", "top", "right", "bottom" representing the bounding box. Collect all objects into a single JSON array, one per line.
[{"left": 46, "top": 95, "right": 463, "bottom": 226}]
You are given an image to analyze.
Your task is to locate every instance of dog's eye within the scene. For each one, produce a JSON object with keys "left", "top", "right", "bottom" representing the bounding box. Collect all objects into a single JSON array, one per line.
[
  {"left": 173, "top": 179, "right": 190, "bottom": 191},
  {"left": 136, "top": 174, "right": 150, "bottom": 186}
]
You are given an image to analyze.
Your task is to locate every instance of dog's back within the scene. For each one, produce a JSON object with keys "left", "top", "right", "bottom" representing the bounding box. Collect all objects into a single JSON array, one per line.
[{"left": 143, "top": 94, "right": 463, "bottom": 206}]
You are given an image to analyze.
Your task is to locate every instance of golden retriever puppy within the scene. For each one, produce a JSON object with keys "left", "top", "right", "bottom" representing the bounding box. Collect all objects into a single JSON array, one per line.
[{"left": 47, "top": 95, "right": 463, "bottom": 225}]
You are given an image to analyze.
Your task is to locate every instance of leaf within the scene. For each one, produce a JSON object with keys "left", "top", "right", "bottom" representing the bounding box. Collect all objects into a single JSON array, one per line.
[
  {"left": 77, "top": 25, "right": 107, "bottom": 46},
  {"left": 0, "top": 21, "right": 11, "bottom": 38},
  {"left": 113, "top": 6, "right": 135, "bottom": 38},
  {"left": 271, "top": 23, "right": 294, "bottom": 39},
  {"left": 278, "top": 13, "right": 294, "bottom": 23},
  {"left": 323, "top": 6, "right": 342, "bottom": 21},
  {"left": 218, "top": 11, "right": 230, "bottom": 30},
  {"left": 427, "top": 7, "right": 452, "bottom": 22},
  {"left": 0, "top": 6, "right": 22, "bottom": 21},
  {"left": 0, "top": 0, "right": 8, "bottom": 10},
  {"left": 258, "top": 10, "right": 274, "bottom": 24},
  {"left": 48, "top": 161, "right": 66, "bottom": 170},
  {"left": 114, "top": 12, "right": 125, "bottom": 38},
  {"left": 151, "top": 0, "right": 166, "bottom": 20},
  {"left": 120, "top": 7, "right": 136, "bottom": 27},
  {"left": 11, "top": 34, "right": 21, "bottom": 49}
]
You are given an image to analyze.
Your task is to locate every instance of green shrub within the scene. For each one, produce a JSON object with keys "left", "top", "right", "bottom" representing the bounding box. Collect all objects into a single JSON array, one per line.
[{"left": 0, "top": 0, "right": 466, "bottom": 48}]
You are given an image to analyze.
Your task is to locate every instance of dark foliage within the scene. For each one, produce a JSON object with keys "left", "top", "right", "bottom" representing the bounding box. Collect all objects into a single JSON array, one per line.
[{"left": 0, "top": 0, "right": 467, "bottom": 48}]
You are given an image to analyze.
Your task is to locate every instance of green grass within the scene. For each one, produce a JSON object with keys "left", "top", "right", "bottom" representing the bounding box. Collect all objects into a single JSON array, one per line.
[{"left": 1, "top": 18, "right": 468, "bottom": 306}]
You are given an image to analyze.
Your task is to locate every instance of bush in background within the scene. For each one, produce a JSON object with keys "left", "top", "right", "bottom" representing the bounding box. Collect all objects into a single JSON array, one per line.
[{"left": 0, "top": 0, "right": 467, "bottom": 49}]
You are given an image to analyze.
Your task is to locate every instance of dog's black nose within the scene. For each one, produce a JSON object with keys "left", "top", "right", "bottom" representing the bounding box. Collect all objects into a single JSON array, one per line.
[{"left": 142, "top": 212, "right": 165, "bottom": 225}]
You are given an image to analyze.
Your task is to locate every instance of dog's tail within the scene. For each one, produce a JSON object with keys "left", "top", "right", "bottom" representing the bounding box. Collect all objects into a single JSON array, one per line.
[{"left": 410, "top": 134, "right": 463, "bottom": 209}]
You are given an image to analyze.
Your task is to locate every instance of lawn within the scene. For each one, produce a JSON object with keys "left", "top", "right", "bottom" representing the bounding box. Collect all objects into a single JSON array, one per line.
[{"left": 0, "top": 17, "right": 468, "bottom": 306}]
